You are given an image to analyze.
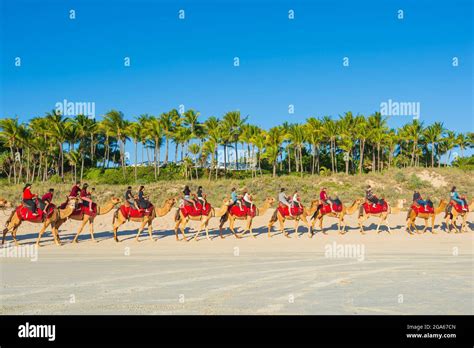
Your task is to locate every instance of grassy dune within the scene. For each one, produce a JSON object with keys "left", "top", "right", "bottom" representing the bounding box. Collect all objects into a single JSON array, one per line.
[{"left": 0, "top": 168, "right": 472, "bottom": 208}]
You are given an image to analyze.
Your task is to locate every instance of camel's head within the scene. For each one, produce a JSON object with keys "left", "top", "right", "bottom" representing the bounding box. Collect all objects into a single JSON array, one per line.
[
  {"left": 67, "top": 197, "right": 79, "bottom": 208},
  {"left": 222, "top": 198, "right": 232, "bottom": 206},
  {"left": 265, "top": 197, "right": 276, "bottom": 206},
  {"left": 111, "top": 197, "right": 121, "bottom": 205},
  {"left": 310, "top": 199, "right": 320, "bottom": 208},
  {"left": 354, "top": 198, "right": 363, "bottom": 205},
  {"left": 167, "top": 197, "right": 177, "bottom": 206}
]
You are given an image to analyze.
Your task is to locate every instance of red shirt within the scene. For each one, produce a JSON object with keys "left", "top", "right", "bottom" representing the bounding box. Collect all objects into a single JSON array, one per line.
[
  {"left": 42, "top": 192, "right": 53, "bottom": 202},
  {"left": 23, "top": 188, "right": 35, "bottom": 200},
  {"left": 320, "top": 191, "right": 328, "bottom": 201},
  {"left": 69, "top": 185, "right": 80, "bottom": 197},
  {"left": 80, "top": 189, "right": 90, "bottom": 198}
]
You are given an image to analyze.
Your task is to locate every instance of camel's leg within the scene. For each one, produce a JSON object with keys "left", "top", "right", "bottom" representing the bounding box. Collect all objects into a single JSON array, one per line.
[
  {"left": 2, "top": 227, "right": 9, "bottom": 245},
  {"left": 267, "top": 221, "right": 274, "bottom": 238},
  {"left": 204, "top": 218, "right": 211, "bottom": 241},
  {"left": 36, "top": 222, "right": 50, "bottom": 246},
  {"left": 51, "top": 223, "right": 62, "bottom": 246},
  {"left": 174, "top": 218, "right": 181, "bottom": 241},
  {"left": 112, "top": 217, "right": 124, "bottom": 242},
  {"left": 193, "top": 221, "right": 203, "bottom": 242},
  {"left": 147, "top": 220, "right": 154, "bottom": 241},
  {"left": 249, "top": 218, "right": 256, "bottom": 239},
  {"left": 320, "top": 218, "right": 327, "bottom": 235},
  {"left": 180, "top": 219, "right": 188, "bottom": 242},
  {"left": 385, "top": 218, "right": 392, "bottom": 234},
  {"left": 301, "top": 217, "right": 311, "bottom": 238},
  {"left": 135, "top": 220, "right": 147, "bottom": 241},
  {"left": 294, "top": 219, "right": 299, "bottom": 238},
  {"left": 358, "top": 215, "right": 367, "bottom": 234},
  {"left": 309, "top": 217, "right": 316, "bottom": 238},
  {"left": 461, "top": 216, "right": 468, "bottom": 233},
  {"left": 338, "top": 216, "right": 345, "bottom": 235},
  {"left": 280, "top": 218, "right": 290, "bottom": 238},
  {"left": 73, "top": 218, "right": 89, "bottom": 243},
  {"left": 430, "top": 216, "right": 436, "bottom": 234}
]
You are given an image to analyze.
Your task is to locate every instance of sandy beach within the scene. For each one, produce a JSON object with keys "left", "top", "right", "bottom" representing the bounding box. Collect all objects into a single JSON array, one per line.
[{"left": 0, "top": 208, "right": 472, "bottom": 315}]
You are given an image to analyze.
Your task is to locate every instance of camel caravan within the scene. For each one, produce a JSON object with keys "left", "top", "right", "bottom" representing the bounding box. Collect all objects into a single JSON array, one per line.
[{"left": 0, "top": 182, "right": 472, "bottom": 246}]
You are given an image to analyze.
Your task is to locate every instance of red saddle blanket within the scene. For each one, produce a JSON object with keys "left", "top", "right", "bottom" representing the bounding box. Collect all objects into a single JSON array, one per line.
[
  {"left": 74, "top": 203, "right": 97, "bottom": 217},
  {"left": 411, "top": 204, "right": 434, "bottom": 214},
  {"left": 450, "top": 201, "right": 469, "bottom": 213},
  {"left": 16, "top": 204, "right": 56, "bottom": 222},
  {"left": 228, "top": 204, "right": 256, "bottom": 217},
  {"left": 120, "top": 204, "right": 154, "bottom": 219},
  {"left": 180, "top": 202, "right": 211, "bottom": 217},
  {"left": 319, "top": 203, "right": 343, "bottom": 214},
  {"left": 363, "top": 202, "right": 388, "bottom": 214},
  {"left": 277, "top": 203, "right": 304, "bottom": 217}
]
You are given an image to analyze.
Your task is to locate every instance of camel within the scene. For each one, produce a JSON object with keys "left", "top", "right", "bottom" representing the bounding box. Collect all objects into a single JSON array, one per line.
[
  {"left": 406, "top": 200, "right": 447, "bottom": 234},
  {"left": 219, "top": 197, "right": 275, "bottom": 238},
  {"left": 0, "top": 198, "right": 12, "bottom": 209},
  {"left": 445, "top": 199, "right": 474, "bottom": 233},
  {"left": 112, "top": 198, "right": 176, "bottom": 242},
  {"left": 2, "top": 197, "right": 79, "bottom": 247},
  {"left": 267, "top": 200, "right": 319, "bottom": 238},
  {"left": 52, "top": 197, "right": 122, "bottom": 243},
  {"left": 310, "top": 199, "right": 362, "bottom": 235},
  {"left": 174, "top": 198, "right": 232, "bottom": 242},
  {"left": 357, "top": 199, "right": 404, "bottom": 234}
]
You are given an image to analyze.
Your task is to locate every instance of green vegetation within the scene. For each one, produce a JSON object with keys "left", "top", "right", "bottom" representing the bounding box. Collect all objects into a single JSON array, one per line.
[{"left": 0, "top": 109, "right": 472, "bottom": 185}]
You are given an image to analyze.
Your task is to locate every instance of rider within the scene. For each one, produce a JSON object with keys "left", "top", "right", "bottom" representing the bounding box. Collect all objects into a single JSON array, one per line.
[
  {"left": 278, "top": 188, "right": 293, "bottom": 216},
  {"left": 80, "top": 183, "right": 93, "bottom": 212},
  {"left": 69, "top": 181, "right": 81, "bottom": 199},
  {"left": 366, "top": 185, "right": 380, "bottom": 208},
  {"left": 125, "top": 186, "right": 139, "bottom": 210},
  {"left": 22, "top": 183, "right": 38, "bottom": 216},
  {"left": 196, "top": 186, "right": 206, "bottom": 205},
  {"left": 412, "top": 190, "right": 428, "bottom": 210},
  {"left": 41, "top": 188, "right": 54, "bottom": 211},
  {"left": 450, "top": 186, "right": 467, "bottom": 211},
  {"left": 243, "top": 189, "right": 254, "bottom": 211},
  {"left": 319, "top": 187, "right": 333, "bottom": 211},
  {"left": 183, "top": 185, "right": 197, "bottom": 209},
  {"left": 231, "top": 187, "right": 243, "bottom": 211},
  {"left": 137, "top": 186, "right": 150, "bottom": 209},
  {"left": 292, "top": 190, "right": 302, "bottom": 210}
]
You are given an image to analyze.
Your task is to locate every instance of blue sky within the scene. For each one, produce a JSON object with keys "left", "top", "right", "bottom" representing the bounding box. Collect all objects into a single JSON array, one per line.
[{"left": 0, "top": 0, "right": 472, "bottom": 161}]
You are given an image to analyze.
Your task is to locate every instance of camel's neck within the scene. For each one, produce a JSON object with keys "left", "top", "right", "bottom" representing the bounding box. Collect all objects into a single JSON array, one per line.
[
  {"left": 214, "top": 204, "right": 229, "bottom": 217},
  {"left": 435, "top": 202, "right": 447, "bottom": 215},
  {"left": 59, "top": 205, "right": 75, "bottom": 219},
  {"left": 346, "top": 201, "right": 359, "bottom": 215},
  {"left": 257, "top": 202, "right": 271, "bottom": 215},
  {"left": 469, "top": 199, "right": 474, "bottom": 211},
  {"left": 156, "top": 202, "right": 173, "bottom": 217},
  {"left": 98, "top": 201, "right": 116, "bottom": 215}
]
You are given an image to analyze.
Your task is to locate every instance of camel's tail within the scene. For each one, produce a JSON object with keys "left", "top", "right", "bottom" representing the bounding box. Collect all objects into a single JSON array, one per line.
[
  {"left": 219, "top": 212, "right": 228, "bottom": 227},
  {"left": 311, "top": 205, "right": 320, "bottom": 220},
  {"left": 174, "top": 208, "right": 181, "bottom": 222},
  {"left": 112, "top": 208, "right": 119, "bottom": 225},
  {"left": 269, "top": 209, "right": 278, "bottom": 224}
]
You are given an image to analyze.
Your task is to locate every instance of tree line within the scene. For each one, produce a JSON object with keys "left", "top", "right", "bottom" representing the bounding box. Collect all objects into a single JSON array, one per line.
[{"left": 0, "top": 109, "right": 472, "bottom": 184}]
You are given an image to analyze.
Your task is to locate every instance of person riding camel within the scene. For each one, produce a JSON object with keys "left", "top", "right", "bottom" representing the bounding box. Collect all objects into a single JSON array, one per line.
[
  {"left": 22, "top": 183, "right": 38, "bottom": 216},
  {"left": 69, "top": 181, "right": 81, "bottom": 199},
  {"left": 125, "top": 186, "right": 139, "bottom": 210},
  {"left": 412, "top": 190, "right": 429, "bottom": 210},
  {"left": 243, "top": 189, "right": 254, "bottom": 211},
  {"left": 183, "top": 185, "right": 197, "bottom": 210},
  {"left": 80, "top": 183, "right": 93, "bottom": 213},
  {"left": 320, "top": 187, "right": 334, "bottom": 211},
  {"left": 137, "top": 186, "right": 150, "bottom": 209},
  {"left": 292, "top": 190, "right": 302, "bottom": 210},
  {"left": 231, "top": 187, "right": 244, "bottom": 211},
  {"left": 450, "top": 186, "right": 467, "bottom": 211},
  {"left": 278, "top": 188, "right": 293, "bottom": 216},
  {"left": 41, "top": 188, "right": 54, "bottom": 211},
  {"left": 366, "top": 185, "right": 380, "bottom": 208},
  {"left": 196, "top": 186, "right": 206, "bottom": 205}
]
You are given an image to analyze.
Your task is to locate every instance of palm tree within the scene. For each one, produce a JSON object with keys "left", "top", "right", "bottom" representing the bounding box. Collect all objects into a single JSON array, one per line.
[
  {"left": 321, "top": 116, "right": 338, "bottom": 173},
  {"left": 103, "top": 110, "right": 129, "bottom": 177},
  {"left": 0, "top": 117, "right": 21, "bottom": 183},
  {"left": 305, "top": 117, "right": 322, "bottom": 175},
  {"left": 127, "top": 122, "right": 142, "bottom": 181},
  {"left": 45, "top": 110, "right": 69, "bottom": 180},
  {"left": 145, "top": 116, "right": 163, "bottom": 179},
  {"left": 189, "top": 143, "right": 200, "bottom": 179},
  {"left": 265, "top": 126, "right": 284, "bottom": 177},
  {"left": 223, "top": 111, "right": 247, "bottom": 170},
  {"left": 423, "top": 122, "right": 445, "bottom": 167}
]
